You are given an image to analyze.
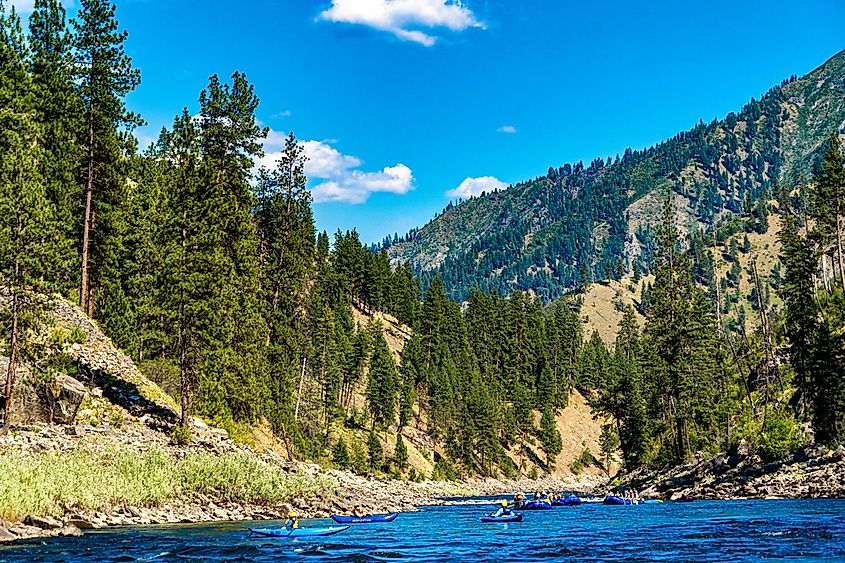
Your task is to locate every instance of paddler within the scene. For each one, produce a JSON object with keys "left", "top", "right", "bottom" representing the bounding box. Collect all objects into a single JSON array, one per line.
[
  {"left": 490, "top": 500, "right": 512, "bottom": 518},
  {"left": 352, "top": 504, "right": 367, "bottom": 518},
  {"left": 284, "top": 511, "right": 299, "bottom": 529}
]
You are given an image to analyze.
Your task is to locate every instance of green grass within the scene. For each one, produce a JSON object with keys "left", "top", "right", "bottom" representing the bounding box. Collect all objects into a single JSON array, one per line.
[{"left": 0, "top": 447, "right": 337, "bottom": 522}]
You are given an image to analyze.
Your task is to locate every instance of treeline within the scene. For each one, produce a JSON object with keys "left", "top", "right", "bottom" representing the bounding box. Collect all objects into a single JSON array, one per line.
[
  {"left": 406, "top": 72, "right": 800, "bottom": 304},
  {"left": 592, "top": 135, "right": 845, "bottom": 469},
  {"left": 0, "top": 0, "right": 419, "bottom": 456},
  {"left": 2, "top": 0, "right": 843, "bottom": 478}
]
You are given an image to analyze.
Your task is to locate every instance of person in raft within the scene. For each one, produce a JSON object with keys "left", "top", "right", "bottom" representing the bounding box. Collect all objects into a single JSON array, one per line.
[
  {"left": 352, "top": 504, "right": 368, "bottom": 518},
  {"left": 284, "top": 512, "right": 299, "bottom": 529},
  {"left": 490, "top": 500, "right": 513, "bottom": 518}
]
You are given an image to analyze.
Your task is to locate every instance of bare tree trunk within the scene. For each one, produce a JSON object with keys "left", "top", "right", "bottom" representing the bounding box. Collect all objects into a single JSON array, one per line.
[
  {"left": 179, "top": 211, "right": 190, "bottom": 429},
  {"left": 80, "top": 98, "right": 95, "bottom": 316},
  {"left": 3, "top": 280, "right": 20, "bottom": 431},
  {"left": 836, "top": 204, "right": 845, "bottom": 295},
  {"left": 294, "top": 356, "right": 306, "bottom": 422}
]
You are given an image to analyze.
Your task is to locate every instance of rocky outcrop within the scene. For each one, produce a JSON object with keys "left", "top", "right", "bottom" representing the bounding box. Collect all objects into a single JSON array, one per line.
[
  {"left": 0, "top": 519, "right": 82, "bottom": 545},
  {"left": 629, "top": 442, "right": 845, "bottom": 500},
  {"left": 43, "top": 374, "right": 87, "bottom": 424},
  {"left": 0, "top": 290, "right": 178, "bottom": 429}
]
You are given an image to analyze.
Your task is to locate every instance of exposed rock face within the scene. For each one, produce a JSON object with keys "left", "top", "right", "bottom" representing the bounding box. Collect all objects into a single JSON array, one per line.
[
  {"left": 44, "top": 375, "right": 87, "bottom": 424},
  {"left": 630, "top": 444, "right": 845, "bottom": 500},
  {"left": 1, "top": 290, "right": 178, "bottom": 429}
]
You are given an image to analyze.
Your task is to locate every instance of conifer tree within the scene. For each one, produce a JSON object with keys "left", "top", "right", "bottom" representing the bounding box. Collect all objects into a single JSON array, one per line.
[
  {"left": 539, "top": 406, "right": 562, "bottom": 467},
  {"left": 641, "top": 192, "right": 718, "bottom": 463},
  {"left": 0, "top": 4, "right": 58, "bottom": 428},
  {"left": 72, "top": 0, "right": 141, "bottom": 316},
  {"left": 811, "top": 133, "right": 845, "bottom": 294},
  {"left": 332, "top": 436, "right": 351, "bottom": 469},
  {"left": 29, "top": 0, "right": 81, "bottom": 291},
  {"left": 367, "top": 321, "right": 398, "bottom": 429},
  {"left": 367, "top": 431, "right": 384, "bottom": 471},
  {"left": 394, "top": 433, "right": 408, "bottom": 470}
]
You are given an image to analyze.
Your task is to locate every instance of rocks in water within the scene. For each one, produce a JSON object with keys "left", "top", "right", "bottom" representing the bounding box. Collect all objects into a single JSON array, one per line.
[
  {"left": 0, "top": 527, "right": 16, "bottom": 544},
  {"left": 66, "top": 518, "right": 99, "bottom": 530}
]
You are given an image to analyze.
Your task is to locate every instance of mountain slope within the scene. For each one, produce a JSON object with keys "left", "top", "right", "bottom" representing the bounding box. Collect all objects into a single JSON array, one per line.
[{"left": 388, "top": 49, "right": 845, "bottom": 302}]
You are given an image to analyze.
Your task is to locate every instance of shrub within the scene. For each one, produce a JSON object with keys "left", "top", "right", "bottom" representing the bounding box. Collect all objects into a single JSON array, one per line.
[
  {"left": 432, "top": 459, "right": 460, "bottom": 481},
  {"left": 759, "top": 410, "right": 800, "bottom": 462},
  {"left": 171, "top": 425, "right": 192, "bottom": 446},
  {"left": 332, "top": 437, "right": 351, "bottom": 470}
]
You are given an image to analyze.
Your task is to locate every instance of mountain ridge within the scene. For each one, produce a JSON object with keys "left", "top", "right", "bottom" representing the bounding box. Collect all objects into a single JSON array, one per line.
[{"left": 388, "top": 48, "right": 845, "bottom": 302}]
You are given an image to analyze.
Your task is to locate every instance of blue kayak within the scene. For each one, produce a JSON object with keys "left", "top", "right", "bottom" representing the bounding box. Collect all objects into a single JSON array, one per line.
[
  {"left": 248, "top": 526, "right": 349, "bottom": 538},
  {"left": 603, "top": 496, "right": 642, "bottom": 506},
  {"left": 480, "top": 512, "right": 523, "bottom": 523},
  {"left": 518, "top": 501, "right": 553, "bottom": 510},
  {"left": 331, "top": 512, "right": 399, "bottom": 524},
  {"left": 552, "top": 496, "right": 582, "bottom": 506}
]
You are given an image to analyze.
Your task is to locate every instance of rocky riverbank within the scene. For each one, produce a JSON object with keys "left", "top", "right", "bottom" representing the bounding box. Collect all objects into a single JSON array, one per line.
[
  {"left": 627, "top": 441, "right": 845, "bottom": 501},
  {"left": 0, "top": 422, "right": 603, "bottom": 545}
]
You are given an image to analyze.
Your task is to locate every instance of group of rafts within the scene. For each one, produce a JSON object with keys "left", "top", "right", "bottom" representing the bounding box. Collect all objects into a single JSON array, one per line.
[{"left": 247, "top": 491, "right": 657, "bottom": 538}]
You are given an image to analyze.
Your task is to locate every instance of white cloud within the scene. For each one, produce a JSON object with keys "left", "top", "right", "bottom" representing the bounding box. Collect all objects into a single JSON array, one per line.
[
  {"left": 497, "top": 125, "right": 517, "bottom": 134},
  {"left": 270, "top": 110, "right": 292, "bottom": 118},
  {"left": 446, "top": 176, "right": 507, "bottom": 198},
  {"left": 8, "top": 0, "right": 72, "bottom": 13},
  {"left": 318, "top": 0, "right": 483, "bottom": 46},
  {"left": 259, "top": 132, "right": 414, "bottom": 204}
]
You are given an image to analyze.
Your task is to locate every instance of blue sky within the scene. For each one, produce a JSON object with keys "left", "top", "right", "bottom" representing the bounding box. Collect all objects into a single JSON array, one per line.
[{"left": 16, "top": 0, "right": 845, "bottom": 242}]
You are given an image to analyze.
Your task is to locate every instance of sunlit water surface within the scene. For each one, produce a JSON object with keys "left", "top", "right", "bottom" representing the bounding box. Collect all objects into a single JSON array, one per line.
[{"left": 4, "top": 498, "right": 845, "bottom": 562}]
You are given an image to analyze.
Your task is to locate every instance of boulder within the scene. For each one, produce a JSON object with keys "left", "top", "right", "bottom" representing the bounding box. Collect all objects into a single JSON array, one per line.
[
  {"left": 24, "top": 515, "right": 62, "bottom": 530},
  {"left": 44, "top": 375, "right": 87, "bottom": 424},
  {"left": 0, "top": 527, "right": 16, "bottom": 544},
  {"left": 57, "top": 525, "right": 83, "bottom": 537},
  {"left": 66, "top": 518, "right": 99, "bottom": 530}
]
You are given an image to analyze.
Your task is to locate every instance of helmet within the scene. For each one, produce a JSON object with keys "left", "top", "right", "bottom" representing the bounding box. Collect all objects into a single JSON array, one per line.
[
  {"left": 354, "top": 503, "right": 361, "bottom": 508},
  {"left": 289, "top": 511, "right": 297, "bottom": 518},
  {"left": 500, "top": 500, "right": 507, "bottom": 507}
]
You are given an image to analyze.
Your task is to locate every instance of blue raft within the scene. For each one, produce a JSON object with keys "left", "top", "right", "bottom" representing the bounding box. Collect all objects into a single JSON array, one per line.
[
  {"left": 331, "top": 512, "right": 399, "bottom": 524},
  {"left": 552, "top": 496, "right": 582, "bottom": 507},
  {"left": 248, "top": 526, "right": 349, "bottom": 538},
  {"left": 518, "top": 501, "right": 553, "bottom": 510},
  {"left": 480, "top": 512, "right": 523, "bottom": 523},
  {"left": 603, "top": 495, "right": 642, "bottom": 506}
]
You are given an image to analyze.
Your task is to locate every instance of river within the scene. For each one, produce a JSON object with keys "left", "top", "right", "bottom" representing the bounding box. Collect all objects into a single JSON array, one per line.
[{"left": 4, "top": 498, "right": 845, "bottom": 562}]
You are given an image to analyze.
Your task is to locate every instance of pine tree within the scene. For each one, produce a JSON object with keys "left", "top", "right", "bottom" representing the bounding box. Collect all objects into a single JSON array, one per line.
[
  {"left": 539, "top": 406, "right": 562, "bottom": 467},
  {"left": 779, "top": 215, "right": 819, "bottom": 398},
  {"left": 72, "top": 0, "right": 142, "bottom": 317},
  {"left": 367, "top": 431, "right": 384, "bottom": 471},
  {"left": 0, "top": 4, "right": 58, "bottom": 428},
  {"left": 366, "top": 321, "right": 398, "bottom": 429},
  {"left": 29, "top": 0, "right": 81, "bottom": 292},
  {"left": 394, "top": 433, "right": 408, "bottom": 470},
  {"left": 641, "top": 192, "right": 718, "bottom": 463},
  {"left": 811, "top": 133, "right": 845, "bottom": 295},
  {"left": 599, "top": 424, "right": 620, "bottom": 477},
  {"left": 332, "top": 436, "right": 351, "bottom": 469}
]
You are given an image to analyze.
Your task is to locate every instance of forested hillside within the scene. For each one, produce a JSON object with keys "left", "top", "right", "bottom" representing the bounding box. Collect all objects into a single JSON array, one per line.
[
  {"left": 387, "top": 50, "right": 845, "bottom": 303},
  {"left": 1, "top": 0, "right": 844, "bottom": 484}
]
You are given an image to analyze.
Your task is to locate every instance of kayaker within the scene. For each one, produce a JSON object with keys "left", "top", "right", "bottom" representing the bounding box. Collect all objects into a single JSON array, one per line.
[
  {"left": 284, "top": 512, "right": 299, "bottom": 530},
  {"left": 352, "top": 504, "right": 367, "bottom": 518},
  {"left": 490, "top": 500, "right": 512, "bottom": 518}
]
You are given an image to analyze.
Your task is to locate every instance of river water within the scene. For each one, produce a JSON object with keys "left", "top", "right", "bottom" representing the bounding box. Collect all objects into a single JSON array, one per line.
[{"left": 3, "top": 498, "right": 845, "bottom": 562}]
